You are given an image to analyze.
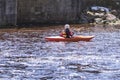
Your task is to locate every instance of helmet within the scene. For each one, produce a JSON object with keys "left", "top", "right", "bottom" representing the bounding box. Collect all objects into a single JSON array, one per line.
[{"left": 64, "top": 24, "right": 70, "bottom": 29}]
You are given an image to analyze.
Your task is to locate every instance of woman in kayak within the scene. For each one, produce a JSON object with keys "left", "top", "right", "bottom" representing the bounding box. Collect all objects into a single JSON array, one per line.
[{"left": 60, "top": 24, "right": 74, "bottom": 38}]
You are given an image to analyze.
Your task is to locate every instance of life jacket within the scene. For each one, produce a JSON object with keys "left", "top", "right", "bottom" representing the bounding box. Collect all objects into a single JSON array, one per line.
[
  {"left": 60, "top": 29, "right": 74, "bottom": 38},
  {"left": 65, "top": 28, "right": 71, "bottom": 38}
]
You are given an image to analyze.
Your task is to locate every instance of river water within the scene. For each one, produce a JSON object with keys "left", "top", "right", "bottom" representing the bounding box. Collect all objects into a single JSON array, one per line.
[{"left": 0, "top": 24, "right": 120, "bottom": 80}]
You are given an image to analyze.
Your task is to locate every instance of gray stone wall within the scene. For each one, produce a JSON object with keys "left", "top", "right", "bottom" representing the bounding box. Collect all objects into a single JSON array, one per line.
[
  {"left": 0, "top": 0, "right": 5, "bottom": 25},
  {"left": 17, "top": 0, "right": 83, "bottom": 25},
  {"left": 0, "top": 0, "right": 119, "bottom": 26},
  {"left": 5, "top": 0, "right": 17, "bottom": 25},
  {"left": 0, "top": 0, "right": 17, "bottom": 26}
]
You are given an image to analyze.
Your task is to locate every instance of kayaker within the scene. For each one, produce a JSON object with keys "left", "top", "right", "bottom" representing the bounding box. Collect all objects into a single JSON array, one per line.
[{"left": 60, "top": 24, "right": 74, "bottom": 38}]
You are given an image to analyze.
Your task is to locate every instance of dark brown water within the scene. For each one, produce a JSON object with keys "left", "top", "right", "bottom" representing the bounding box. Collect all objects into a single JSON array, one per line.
[{"left": 0, "top": 24, "right": 120, "bottom": 80}]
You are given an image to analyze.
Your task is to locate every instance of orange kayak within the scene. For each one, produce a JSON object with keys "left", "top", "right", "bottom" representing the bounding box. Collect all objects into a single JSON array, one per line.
[{"left": 45, "top": 36, "right": 94, "bottom": 42}]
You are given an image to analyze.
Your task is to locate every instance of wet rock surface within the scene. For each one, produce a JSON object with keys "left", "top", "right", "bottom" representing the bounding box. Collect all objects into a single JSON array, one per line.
[{"left": 0, "top": 24, "right": 120, "bottom": 80}]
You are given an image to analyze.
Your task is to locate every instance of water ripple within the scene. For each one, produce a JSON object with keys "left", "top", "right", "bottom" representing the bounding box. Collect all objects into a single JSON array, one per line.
[{"left": 0, "top": 25, "right": 120, "bottom": 80}]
